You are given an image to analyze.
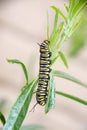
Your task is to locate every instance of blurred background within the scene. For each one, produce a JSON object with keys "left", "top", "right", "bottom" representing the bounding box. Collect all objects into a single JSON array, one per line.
[{"left": 0, "top": 0, "right": 87, "bottom": 130}]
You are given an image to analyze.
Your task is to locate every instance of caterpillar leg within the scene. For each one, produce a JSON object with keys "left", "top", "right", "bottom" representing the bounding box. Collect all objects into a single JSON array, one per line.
[{"left": 29, "top": 103, "right": 38, "bottom": 112}]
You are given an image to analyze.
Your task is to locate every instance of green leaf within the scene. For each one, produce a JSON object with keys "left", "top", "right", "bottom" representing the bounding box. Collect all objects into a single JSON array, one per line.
[
  {"left": 45, "top": 73, "right": 55, "bottom": 113},
  {"left": 52, "top": 70, "right": 87, "bottom": 88},
  {"left": 69, "top": 0, "right": 76, "bottom": 17},
  {"left": 7, "top": 59, "right": 28, "bottom": 85},
  {"left": 50, "top": 6, "right": 58, "bottom": 41},
  {"left": 51, "top": 6, "right": 66, "bottom": 21},
  {"left": 69, "top": 0, "right": 87, "bottom": 20},
  {"left": 58, "top": 51, "right": 68, "bottom": 69},
  {"left": 0, "top": 112, "right": 6, "bottom": 125},
  {"left": 52, "top": 8, "right": 58, "bottom": 32},
  {"left": 74, "top": 0, "right": 87, "bottom": 16},
  {"left": 56, "top": 91, "right": 87, "bottom": 105},
  {"left": 50, "top": 22, "right": 64, "bottom": 48},
  {"left": 20, "top": 124, "right": 45, "bottom": 130},
  {"left": 3, "top": 78, "right": 38, "bottom": 130},
  {"left": 68, "top": 20, "right": 81, "bottom": 37}
]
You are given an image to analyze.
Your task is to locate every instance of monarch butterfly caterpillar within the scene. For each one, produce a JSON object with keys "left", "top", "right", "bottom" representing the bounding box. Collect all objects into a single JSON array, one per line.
[{"left": 36, "top": 40, "right": 52, "bottom": 106}]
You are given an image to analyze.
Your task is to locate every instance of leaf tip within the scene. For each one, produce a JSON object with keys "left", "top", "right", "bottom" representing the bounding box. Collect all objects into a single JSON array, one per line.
[{"left": 6, "top": 59, "right": 11, "bottom": 63}]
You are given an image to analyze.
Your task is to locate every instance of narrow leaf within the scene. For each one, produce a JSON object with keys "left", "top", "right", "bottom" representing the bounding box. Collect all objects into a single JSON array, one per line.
[
  {"left": 69, "top": 0, "right": 76, "bottom": 18},
  {"left": 0, "top": 112, "right": 6, "bottom": 125},
  {"left": 74, "top": 0, "right": 87, "bottom": 16},
  {"left": 50, "top": 6, "right": 58, "bottom": 41},
  {"left": 51, "top": 6, "right": 66, "bottom": 21},
  {"left": 45, "top": 73, "right": 55, "bottom": 113},
  {"left": 50, "top": 22, "right": 64, "bottom": 48},
  {"left": 58, "top": 51, "right": 68, "bottom": 69},
  {"left": 68, "top": 20, "right": 81, "bottom": 37},
  {"left": 7, "top": 59, "right": 28, "bottom": 85},
  {"left": 70, "top": 0, "right": 87, "bottom": 20},
  {"left": 53, "top": 9, "right": 58, "bottom": 31},
  {"left": 3, "top": 78, "right": 38, "bottom": 130},
  {"left": 56, "top": 91, "right": 87, "bottom": 105},
  {"left": 52, "top": 70, "right": 87, "bottom": 88}
]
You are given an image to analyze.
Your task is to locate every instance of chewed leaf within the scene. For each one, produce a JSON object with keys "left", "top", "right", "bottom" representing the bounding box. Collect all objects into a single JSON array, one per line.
[
  {"left": 0, "top": 112, "right": 6, "bottom": 125},
  {"left": 45, "top": 73, "right": 55, "bottom": 113},
  {"left": 52, "top": 70, "right": 87, "bottom": 88},
  {"left": 3, "top": 78, "right": 38, "bottom": 130},
  {"left": 58, "top": 51, "right": 68, "bottom": 69},
  {"left": 7, "top": 59, "right": 28, "bottom": 85},
  {"left": 56, "top": 91, "right": 87, "bottom": 105}
]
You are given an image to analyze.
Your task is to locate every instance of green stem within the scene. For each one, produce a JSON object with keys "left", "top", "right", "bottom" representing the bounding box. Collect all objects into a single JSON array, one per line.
[
  {"left": 57, "top": 19, "right": 73, "bottom": 49},
  {"left": 56, "top": 91, "right": 87, "bottom": 105},
  {"left": 57, "top": 31, "right": 68, "bottom": 49}
]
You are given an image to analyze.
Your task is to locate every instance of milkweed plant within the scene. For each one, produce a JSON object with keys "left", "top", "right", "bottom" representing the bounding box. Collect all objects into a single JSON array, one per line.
[{"left": 0, "top": 0, "right": 87, "bottom": 130}]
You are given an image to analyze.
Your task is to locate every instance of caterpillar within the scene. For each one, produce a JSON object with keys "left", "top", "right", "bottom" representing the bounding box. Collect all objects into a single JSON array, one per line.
[{"left": 36, "top": 40, "right": 52, "bottom": 106}]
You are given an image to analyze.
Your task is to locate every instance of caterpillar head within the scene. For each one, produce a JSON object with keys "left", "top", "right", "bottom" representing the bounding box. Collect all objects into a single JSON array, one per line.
[{"left": 41, "top": 40, "right": 50, "bottom": 48}]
